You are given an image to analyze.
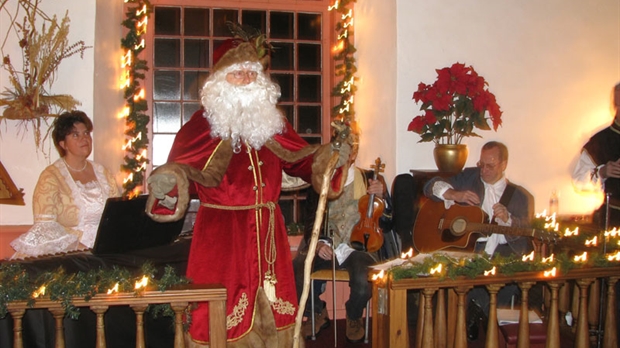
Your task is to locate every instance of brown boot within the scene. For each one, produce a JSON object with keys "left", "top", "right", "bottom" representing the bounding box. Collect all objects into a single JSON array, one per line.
[
  {"left": 346, "top": 316, "right": 365, "bottom": 343},
  {"left": 302, "top": 307, "right": 330, "bottom": 338}
]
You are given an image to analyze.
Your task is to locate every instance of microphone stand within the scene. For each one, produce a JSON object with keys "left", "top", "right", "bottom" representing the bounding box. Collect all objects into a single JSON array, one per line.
[{"left": 595, "top": 192, "right": 611, "bottom": 348}]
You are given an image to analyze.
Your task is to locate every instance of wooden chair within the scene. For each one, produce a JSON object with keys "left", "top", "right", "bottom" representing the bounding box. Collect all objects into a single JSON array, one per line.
[{"left": 310, "top": 268, "right": 370, "bottom": 345}]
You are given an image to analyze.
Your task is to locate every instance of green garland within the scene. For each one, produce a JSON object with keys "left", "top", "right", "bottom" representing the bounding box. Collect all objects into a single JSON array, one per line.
[
  {"left": 120, "top": 0, "right": 152, "bottom": 197},
  {"left": 0, "top": 262, "right": 188, "bottom": 319},
  {"left": 389, "top": 250, "right": 617, "bottom": 281},
  {"left": 330, "top": 0, "right": 358, "bottom": 131}
]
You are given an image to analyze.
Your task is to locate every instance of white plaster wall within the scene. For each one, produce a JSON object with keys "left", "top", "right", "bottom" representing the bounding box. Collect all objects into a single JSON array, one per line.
[
  {"left": 395, "top": 0, "right": 620, "bottom": 215},
  {"left": 0, "top": 0, "right": 97, "bottom": 225},
  {"left": 354, "top": 0, "right": 398, "bottom": 186}
]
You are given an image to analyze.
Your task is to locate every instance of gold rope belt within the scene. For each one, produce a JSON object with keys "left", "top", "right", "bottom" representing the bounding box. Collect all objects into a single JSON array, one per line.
[{"left": 201, "top": 200, "right": 279, "bottom": 301}]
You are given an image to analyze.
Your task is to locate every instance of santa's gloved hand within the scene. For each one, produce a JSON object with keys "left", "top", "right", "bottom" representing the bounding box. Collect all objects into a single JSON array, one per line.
[
  {"left": 334, "top": 141, "right": 351, "bottom": 168},
  {"left": 147, "top": 173, "right": 177, "bottom": 200}
]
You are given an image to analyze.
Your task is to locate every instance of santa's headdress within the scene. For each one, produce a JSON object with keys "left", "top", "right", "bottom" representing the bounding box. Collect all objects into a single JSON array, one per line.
[{"left": 212, "top": 22, "right": 273, "bottom": 73}]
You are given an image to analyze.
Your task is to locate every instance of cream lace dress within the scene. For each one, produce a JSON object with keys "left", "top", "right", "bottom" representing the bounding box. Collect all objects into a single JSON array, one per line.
[{"left": 10, "top": 159, "right": 119, "bottom": 258}]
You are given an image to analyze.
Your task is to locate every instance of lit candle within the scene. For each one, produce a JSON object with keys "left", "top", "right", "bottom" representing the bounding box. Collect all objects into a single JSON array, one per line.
[
  {"left": 135, "top": 275, "right": 149, "bottom": 289},
  {"left": 401, "top": 248, "right": 413, "bottom": 259},
  {"left": 107, "top": 283, "right": 119, "bottom": 294},
  {"left": 430, "top": 264, "right": 442, "bottom": 274},
  {"left": 371, "top": 270, "right": 385, "bottom": 281},
  {"left": 542, "top": 254, "right": 554, "bottom": 263},
  {"left": 543, "top": 267, "right": 557, "bottom": 277},
  {"left": 522, "top": 251, "right": 535, "bottom": 261},
  {"left": 574, "top": 252, "right": 587, "bottom": 262},
  {"left": 484, "top": 266, "right": 496, "bottom": 276}
]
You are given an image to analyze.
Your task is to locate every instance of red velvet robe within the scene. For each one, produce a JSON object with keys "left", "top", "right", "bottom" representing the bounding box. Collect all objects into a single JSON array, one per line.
[{"left": 167, "top": 110, "right": 315, "bottom": 344}]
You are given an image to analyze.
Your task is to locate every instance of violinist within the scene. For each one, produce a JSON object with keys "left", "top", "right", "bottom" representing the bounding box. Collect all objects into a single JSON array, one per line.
[{"left": 292, "top": 135, "right": 393, "bottom": 343}]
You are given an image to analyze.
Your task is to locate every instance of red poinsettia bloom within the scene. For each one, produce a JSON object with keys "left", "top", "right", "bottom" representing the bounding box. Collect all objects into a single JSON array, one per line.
[{"left": 408, "top": 62, "right": 503, "bottom": 144}]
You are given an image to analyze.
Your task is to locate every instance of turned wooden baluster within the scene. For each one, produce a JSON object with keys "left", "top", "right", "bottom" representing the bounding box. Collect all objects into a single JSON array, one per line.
[
  {"left": 517, "top": 281, "right": 534, "bottom": 348},
  {"left": 8, "top": 308, "right": 25, "bottom": 348},
  {"left": 434, "top": 289, "right": 447, "bottom": 348},
  {"left": 447, "top": 289, "right": 457, "bottom": 348},
  {"left": 545, "top": 281, "right": 563, "bottom": 348},
  {"left": 50, "top": 308, "right": 66, "bottom": 348},
  {"left": 557, "top": 279, "right": 571, "bottom": 325},
  {"left": 453, "top": 286, "right": 470, "bottom": 348},
  {"left": 91, "top": 306, "right": 109, "bottom": 348},
  {"left": 575, "top": 278, "right": 595, "bottom": 348},
  {"left": 421, "top": 287, "right": 438, "bottom": 347},
  {"left": 170, "top": 302, "right": 189, "bottom": 348},
  {"left": 416, "top": 293, "right": 424, "bottom": 348},
  {"left": 485, "top": 284, "right": 502, "bottom": 348},
  {"left": 603, "top": 277, "right": 619, "bottom": 348},
  {"left": 131, "top": 304, "right": 148, "bottom": 348},
  {"left": 588, "top": 279, "right": 601, "bottom": 335}
]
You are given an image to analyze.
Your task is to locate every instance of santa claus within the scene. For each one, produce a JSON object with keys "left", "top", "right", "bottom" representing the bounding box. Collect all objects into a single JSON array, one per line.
[{"left": 146, "top": 37, "right": 350, "bottom": 347}]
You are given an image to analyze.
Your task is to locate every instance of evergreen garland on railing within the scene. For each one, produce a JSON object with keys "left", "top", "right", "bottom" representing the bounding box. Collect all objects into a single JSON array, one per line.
[
  {"left": 0, "top": 262, "right": 188, "bottom": 319},
  {"left": 120, "top": 0, "right": 152, "bottom": 198},
  {"left": 329, "top": 0, "right": 358, "bottom": 132}
]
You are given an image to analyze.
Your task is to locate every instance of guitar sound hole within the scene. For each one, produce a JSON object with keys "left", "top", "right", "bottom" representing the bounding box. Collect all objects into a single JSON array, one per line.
[{"left": 451, "top": 218, "right": 467, "bottom": 235}]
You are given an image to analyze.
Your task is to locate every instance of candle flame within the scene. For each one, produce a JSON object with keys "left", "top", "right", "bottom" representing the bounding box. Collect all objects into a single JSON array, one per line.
[
  {"left": 107, "top": 283, "right": 119, "bottom": 294},
  {"left": 328, "top": 0, "right": 340, "bottom": 11},
  {"left": 484, "top": 266, "right": 496, "bottom": 276},
  {"left": 564, "top": 227, "right": 579, "bottom": 237},
  {"left": 543, "top": 267, "right": 557, "bottom": 277},
  {"left": 430, "top": 264, "right": 442, "bottom": 274},
  {"left": 605, "top": 227, "right": 619, "bottom": 237},
  {"left": 32, "top": 285, "right": 46, "bottom": 298},
  {"left": 585, "top": 236, "right": 597, "bottom": 246},
  {"left": 574, "top": 252, "right": 587, "bottom": 262},
  {"left": 401, "top": 248, "right": 413, "bottom": 259},
  {"left": 607, "top": 251, "right": 620, "bottom": 261},
  {"left": 371, "top": 270, "right": 385, "bottom": 281},
  {"left": 135, "top": 276, "right": 149, "bottom": 289},
  {"left": 542, "top": 254, "right": 554, "bottom": 263},
  {"left": 522, "top": 251, "right": 534, "bottom": 261}
]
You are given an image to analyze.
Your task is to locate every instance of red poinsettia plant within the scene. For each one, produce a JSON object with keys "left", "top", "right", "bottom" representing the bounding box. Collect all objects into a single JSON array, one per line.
[{"left": 408, "top": 62, "right": 502, "bottom": 144}]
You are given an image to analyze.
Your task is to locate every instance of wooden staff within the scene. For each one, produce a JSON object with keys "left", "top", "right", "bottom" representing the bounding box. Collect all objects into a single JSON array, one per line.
[{"left": 292, "top": 149, "right": 342, "bottom": 348}]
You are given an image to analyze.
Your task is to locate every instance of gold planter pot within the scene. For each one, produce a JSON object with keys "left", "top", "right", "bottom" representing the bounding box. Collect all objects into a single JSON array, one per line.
[{"left": 433, "top": 144, "right": 468, "bottom": 173}]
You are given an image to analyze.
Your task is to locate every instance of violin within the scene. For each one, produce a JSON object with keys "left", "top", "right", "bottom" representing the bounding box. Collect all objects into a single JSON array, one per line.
[{"left": 350, "top": 158, "right": 385, "bottom": 253}]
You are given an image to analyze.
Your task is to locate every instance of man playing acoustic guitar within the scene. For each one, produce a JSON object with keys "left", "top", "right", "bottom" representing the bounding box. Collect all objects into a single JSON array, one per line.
[{"left": 423, "top": 140, "right": 535, "bottom": 341}]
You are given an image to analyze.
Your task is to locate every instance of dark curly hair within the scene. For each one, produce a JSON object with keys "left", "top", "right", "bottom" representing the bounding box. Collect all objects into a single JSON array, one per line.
[{"left": 52, "top": 110, "right": 93, "bottom": 157}]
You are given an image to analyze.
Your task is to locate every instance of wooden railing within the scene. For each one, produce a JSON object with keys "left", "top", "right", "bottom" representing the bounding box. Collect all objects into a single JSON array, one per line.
[
  {"left": 6, "top": 283, "right": 227, "bottom": 348},
  {"left": 372, "top": 266, "right": 620, "bottom": 348}
]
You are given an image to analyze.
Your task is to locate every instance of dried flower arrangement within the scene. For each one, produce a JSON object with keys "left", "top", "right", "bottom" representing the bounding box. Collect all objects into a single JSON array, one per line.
[{"left": 0, "top": 0, "right": 90, "bottom": 151}]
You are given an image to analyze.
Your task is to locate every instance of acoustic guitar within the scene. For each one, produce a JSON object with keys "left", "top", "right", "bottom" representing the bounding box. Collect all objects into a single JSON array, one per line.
[{"left": 412, "top": 199, "right": 559, "bottom": 253}]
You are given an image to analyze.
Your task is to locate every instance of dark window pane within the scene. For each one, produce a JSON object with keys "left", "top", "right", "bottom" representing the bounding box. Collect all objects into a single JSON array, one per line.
[
  {"left": 154, "top": 71, "right": 181, "bottom": 100},
  {"left": 184, "top": 71, "right": 209, "bottom": 100},
  {"left": 297, "top": 75, "right": 321, "bottom": 102},
  {"left": 301, "top": 136, "right": 322, "bottom": 145},
  {"left": 270, "top": 12, "right": 293, "bottom": 39},
  {"left": 154, "top": 38, "right": 181, "bottom": 67},
  {"left": 270, "top": 42, "right": 293, "bottom": 70},
  {"left": 279, "top": 105, "right": 294, "bottom": 125},
  {"left": 242, "top": 10, "right": 266, "bottom": 34},
  {"left": 271, "top": 74, "right": 293, "bottom": 102},
  {"left": 184, "top": 8, "right": 209, "bottom": 36},
  {"left": 297, "top": 43, "right": 321, "bottom": 71},
  {"left": 297, "top": 13, "right": 321, "bottom": 41},
  {"left": 183, "top": 103, "right": 202, "bottom": 124},
  {"left": 153, "top": 102, "right": 182, "bottom": 132},
  {"left": 155, "top": 7, "right": 181, "bottom": 36},
  {"left": 184, "top": 39, "right": 209, "bottom": 68},
  {"left": 213, "top": 9, "right": 238, "bottom": 37},
  {"left": 298, "top": 105, "right": 321, "bottom": 134}
]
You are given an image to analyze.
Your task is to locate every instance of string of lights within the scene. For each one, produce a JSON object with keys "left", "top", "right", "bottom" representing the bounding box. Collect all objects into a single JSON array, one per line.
[{"left": 119, "top": 0, "right": 152, "bottom": 198}]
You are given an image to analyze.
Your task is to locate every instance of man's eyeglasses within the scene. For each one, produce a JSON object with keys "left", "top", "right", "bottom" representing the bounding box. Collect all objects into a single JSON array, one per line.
[
  {"left": 229, "top": 70, "right": 258, "bottom": 80},
  {"left": 476, "top": 161, "right": 500, "bottom": 170}
]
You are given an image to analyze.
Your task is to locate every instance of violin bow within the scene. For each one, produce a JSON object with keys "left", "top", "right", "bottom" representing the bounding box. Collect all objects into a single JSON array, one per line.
[{"left": 293, "top": 123, "right": 350, "bottom": 348}]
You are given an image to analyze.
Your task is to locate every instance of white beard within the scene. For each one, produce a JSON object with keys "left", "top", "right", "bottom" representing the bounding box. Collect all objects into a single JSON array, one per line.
[{"left": 201, "top": 66, "right": 285, "bottom": 151}]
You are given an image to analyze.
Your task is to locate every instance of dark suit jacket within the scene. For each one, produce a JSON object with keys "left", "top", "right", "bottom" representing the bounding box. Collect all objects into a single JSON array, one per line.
[{"left": 422, "top": 167, "right": 535, "bottom": 256}]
